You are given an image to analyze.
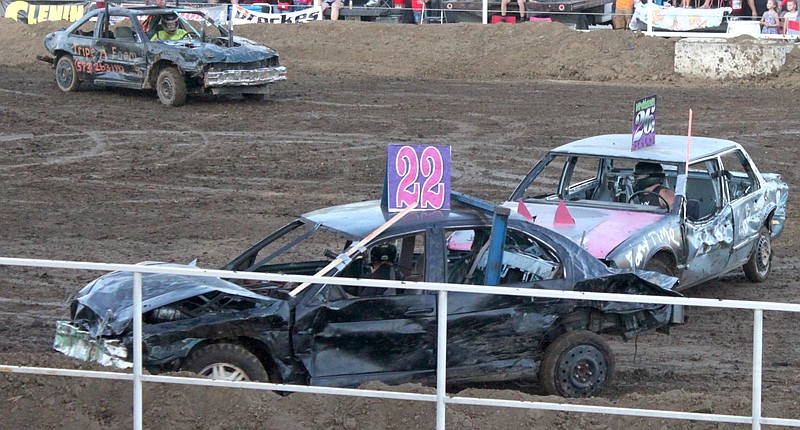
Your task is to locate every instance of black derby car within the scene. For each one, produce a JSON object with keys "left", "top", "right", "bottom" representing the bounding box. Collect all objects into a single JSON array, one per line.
[
  {"left": 41, "top": 6, "right": 286, "bottom": 106},
  {"left": 55, "top": 196, "right": 683, "bottom": 398}
]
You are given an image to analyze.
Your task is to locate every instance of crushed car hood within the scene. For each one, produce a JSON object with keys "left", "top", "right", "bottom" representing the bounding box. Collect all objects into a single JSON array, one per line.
[
  {"left": 73, "top": 262, "right": 279, "bottom": 336},
  {"left": 149, "top": 36, "right": 278, "bottom": 63},
  {"left": 503, "top": 202, "right": 666, "bottom": 259}
]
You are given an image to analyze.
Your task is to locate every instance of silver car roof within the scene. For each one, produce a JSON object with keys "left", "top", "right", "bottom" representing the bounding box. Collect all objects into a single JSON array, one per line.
[{"left": 550, "top": 134, "right": 742, "bottom": 164}]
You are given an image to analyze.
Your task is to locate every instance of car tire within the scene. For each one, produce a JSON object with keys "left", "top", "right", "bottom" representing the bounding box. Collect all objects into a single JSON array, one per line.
[
  {"left": 743, "top": 226, "right": 771, "bottom": 283},
  {"left": 55, "top": 54, "right": 80, "bottom": 92},
  {"left": 644, "top": 254, "right": 676, "bottom": 278},
  {"left": 538, "top": 330, "right": 614, "bottom": 398},
  {"left": 156, "top": 66, "right": 187, "bottom": 107},
  {"left": 182, "top": 343, "right": 269, "bottom": 382}
]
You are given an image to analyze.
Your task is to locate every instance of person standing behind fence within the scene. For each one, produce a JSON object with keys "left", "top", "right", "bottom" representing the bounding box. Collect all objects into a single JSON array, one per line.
[
  {"left": 762, "top": 0, "right": 781, "bottom": 34},
  {"left": 500, "top": 0, "right": 525, "bottom": 22},
  {"left": 612, "top": 0, "right": 633, "bottom": 29},
  {"left": 412, "top": 0, "right": 429, "bottom": 23},
  {"left": 783, "top": 0, "right": 798, "bottom": 34}
]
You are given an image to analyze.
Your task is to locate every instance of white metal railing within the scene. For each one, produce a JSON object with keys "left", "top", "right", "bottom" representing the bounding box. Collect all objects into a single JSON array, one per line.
[{"left": 2, "top": 256, "right": 800, "bottom": 430}]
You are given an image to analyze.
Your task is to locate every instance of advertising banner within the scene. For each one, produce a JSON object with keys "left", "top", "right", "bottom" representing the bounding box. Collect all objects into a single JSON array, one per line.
[{"left": 2, "top": 0, "right": 92, "bottom": 24}]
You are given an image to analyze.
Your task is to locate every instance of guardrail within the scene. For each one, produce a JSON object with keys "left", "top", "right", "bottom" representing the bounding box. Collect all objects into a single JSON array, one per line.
[{"left": 1, "top": 256, "right": 800, "bottom": 430}]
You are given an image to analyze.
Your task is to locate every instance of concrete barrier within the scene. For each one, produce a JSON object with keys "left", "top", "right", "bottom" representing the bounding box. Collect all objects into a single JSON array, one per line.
[{"left": 674, "top": 37, "right": 792, "bottom": 79}]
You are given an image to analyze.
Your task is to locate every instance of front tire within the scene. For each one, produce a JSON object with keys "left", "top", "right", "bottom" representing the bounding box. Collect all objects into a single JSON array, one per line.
[
  {"left": 183, "top": 343, "right": 269, "bottom": 382},
  {"left": 539, "top": 330, "right": 614, "bottom": 398},
  {"left": 644, "top": 253, "right": 676, "bottom": 278},
  {"left": 743, "top": 226, "right": 771, "bottom": 282},
  {"left": 55, "top": 54, "right": 80, "bottom": 92},
  {"left": 156, "top": 66, "right": 187, "bottom": 107}
]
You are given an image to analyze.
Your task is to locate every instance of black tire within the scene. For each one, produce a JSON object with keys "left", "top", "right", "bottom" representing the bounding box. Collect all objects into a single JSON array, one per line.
[
  {"left": 743, "top": 226, "right": 772, "bottom": 282},
  {"left": 156, "top": 66, "right": 187, "bottom": 107},
  {"left": 539, "top": 330, "right": 614, "bottom": 398},
  {"left": 182, "top": 343, "right": 269, "bottom": 382},
  {"left": 55, "top": 54, "right": 79, "bottom": 92},
  {"left": 644, "top": 253, "right": 676, "bottom": 278}
]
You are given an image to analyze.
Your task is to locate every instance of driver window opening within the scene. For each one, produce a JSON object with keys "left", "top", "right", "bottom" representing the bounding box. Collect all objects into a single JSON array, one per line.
[
  {"left": 719, "top": 150, "right": 759, "bottom": 201},
  {"left": 341, "top": 233, "right": 426, "bottom": 297}
]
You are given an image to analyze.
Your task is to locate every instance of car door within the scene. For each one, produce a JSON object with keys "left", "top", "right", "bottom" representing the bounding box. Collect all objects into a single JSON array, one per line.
[
  {"left": 719, "top": 149, "right": 769, "bottom": 268},
  {"left": 680, "top": 159, "right": 734, "bottom": 287},
  {"left": 442, "top": 226, "right": 572, "bottom": 381},
  {"left": 292, "top": 232, "right": 438, "bottom": 387},
  {"left": 93, "top": 12, "right": 148, "bottom": 88},
  {"left": 66, "top": 14, "right": 101, "bottom": 83}
]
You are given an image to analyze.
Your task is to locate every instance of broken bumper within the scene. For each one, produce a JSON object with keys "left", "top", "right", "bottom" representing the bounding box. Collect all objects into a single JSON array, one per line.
[
  {"left": 205, "top": 66, "right": 287, "bottom": 87},
  {"left": 53, "top": 320, "right": 132, "bottom": 369}
]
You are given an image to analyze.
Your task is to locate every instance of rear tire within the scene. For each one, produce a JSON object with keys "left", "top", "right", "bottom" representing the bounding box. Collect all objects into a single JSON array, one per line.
[
  {"left": 539, "top": 330, "right": 614, "bottom": 398},
  {"left": 183, "top": 343, "right": 269, "bottom": 382},
  {"left": 156, "top": 66, "right": 187, "bottom": 107},
  {"left": 743, "top": 226, "right": 771, "bottom": 282},
  {"left": 55, "top": 54, "right": 80, "bottom": 92}
]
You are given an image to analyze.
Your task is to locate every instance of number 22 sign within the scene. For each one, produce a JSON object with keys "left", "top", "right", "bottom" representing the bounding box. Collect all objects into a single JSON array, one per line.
[{"left": 386, "top": 145, "right": 451, "bottom": 212}]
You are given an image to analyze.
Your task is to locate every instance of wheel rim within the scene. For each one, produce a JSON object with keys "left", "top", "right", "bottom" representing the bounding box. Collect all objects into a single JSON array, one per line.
[
  {"left": 198, "top": 362, "right": 250, "bottom": 381},
  {"left": 56, "top": 59, "right": 73, "bottom": 89},
  {"left": 754, "top": 234, "right": 771, "bottom": 276},
  {"left": 159, "top": 75, "right": 174, "bottom": 101},
  {"left": 555, "top": 344, "right": 607, "bottom": 396}
]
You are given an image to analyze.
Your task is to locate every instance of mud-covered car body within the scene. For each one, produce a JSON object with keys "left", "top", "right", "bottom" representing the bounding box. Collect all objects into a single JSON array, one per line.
[
  {"left": 507, "top": 134, "right": 788, "bottom": 290},
  {"left": 56, "top": 197, "right": 682, "bottom": 396},
  {"left": 42, "top": 6, "right": 286, "bottom": 104}
]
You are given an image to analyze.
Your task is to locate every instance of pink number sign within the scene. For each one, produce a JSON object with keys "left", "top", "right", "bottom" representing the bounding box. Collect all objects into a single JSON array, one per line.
[{"left": 387, "top": 145, "right": 451, "bottom": 212}]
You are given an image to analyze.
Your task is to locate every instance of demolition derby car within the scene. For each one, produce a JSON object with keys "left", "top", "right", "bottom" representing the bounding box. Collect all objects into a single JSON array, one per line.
[
  {"left": 55, "top": 194, "right": 683, "bottom": 398},
  {"left": 41, "top": 6, "right": 286, "bottom": 106},
  {"left": 507, "top": 134, "right": 788, "bottom": 290}
]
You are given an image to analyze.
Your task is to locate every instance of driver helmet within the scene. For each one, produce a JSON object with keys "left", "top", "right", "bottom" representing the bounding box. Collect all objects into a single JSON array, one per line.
[
  {"left": 370, "top": 243, "right": 398, "bottom": 264},
  {"left": 162, "top": 14, "right": 179, "bottom": 34},
  {"left": 633, "top": 162, "right": 665, "bottom": 192}
]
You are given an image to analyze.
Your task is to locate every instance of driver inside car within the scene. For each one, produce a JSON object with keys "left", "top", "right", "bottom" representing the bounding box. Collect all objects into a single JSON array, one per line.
[
  {"left": 632, "top": 161, "right": 675, "bottom": 210},
  {"left": 150, "top": 15, "right": 188, "bottom": 41}
]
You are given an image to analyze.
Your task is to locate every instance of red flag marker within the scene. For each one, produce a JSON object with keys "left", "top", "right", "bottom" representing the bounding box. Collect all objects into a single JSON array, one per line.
[
  {"left": 517, "top": 200, "right": 535, "bottom": 223},
  {"left": 554, "top": 199, "right": 575, "bottom": 225}
]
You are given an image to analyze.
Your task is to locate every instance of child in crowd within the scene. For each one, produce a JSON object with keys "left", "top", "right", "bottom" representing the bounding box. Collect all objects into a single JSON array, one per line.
[
  {"left": 783, "top": 0, "right": 799, "bottom": 34},
  {"left": 761, "top": 0, "right": 781, "bottom": 34}
]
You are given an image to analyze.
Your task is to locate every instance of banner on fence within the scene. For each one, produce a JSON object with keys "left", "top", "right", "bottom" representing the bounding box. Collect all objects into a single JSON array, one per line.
[
  {"left": 2, "top": 0, "right": 321, "bottom": 24},
  {"left": 2, "top": 0, "right": 91, "bottom": 24}
]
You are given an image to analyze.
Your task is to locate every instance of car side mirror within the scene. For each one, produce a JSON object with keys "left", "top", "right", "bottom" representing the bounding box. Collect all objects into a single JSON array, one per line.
[{"left": 686, "top": 199, "right": 701, "bottom": 221}]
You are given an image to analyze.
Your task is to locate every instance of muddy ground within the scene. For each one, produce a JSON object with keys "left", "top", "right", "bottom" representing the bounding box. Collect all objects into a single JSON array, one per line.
[{"left": 1, "top": 17, "right": 800, "bottom": 430}]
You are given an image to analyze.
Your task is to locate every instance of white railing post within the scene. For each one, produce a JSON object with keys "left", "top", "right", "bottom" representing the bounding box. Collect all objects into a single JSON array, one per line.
[
  {"left": 752, "top": 309, "right": 763, "bottom": 430},
  {"left": 482, "top": 0, "right": 487, "bottom": 24},
  {"left": 133, "top": 272, "right": 143, "bottom": 430},
  {"left": 436, "top": 289, "right": 448, "bottom": 430}
]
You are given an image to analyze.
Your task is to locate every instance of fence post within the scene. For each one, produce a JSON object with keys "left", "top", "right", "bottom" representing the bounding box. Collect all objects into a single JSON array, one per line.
[
  {"left": 752, "top": 309, "right": 763, "bottom": 430},
  {"left": 436, "top": 289, "right": 448, "bottom": 430},
  {"left": 133, "top": 272, "right": 143, "bottom": 430}
]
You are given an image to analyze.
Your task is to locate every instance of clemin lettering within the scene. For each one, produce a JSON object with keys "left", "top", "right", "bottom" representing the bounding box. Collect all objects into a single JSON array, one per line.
[{"left": 4, "top": 1, "right": 84, "bottom": 24}]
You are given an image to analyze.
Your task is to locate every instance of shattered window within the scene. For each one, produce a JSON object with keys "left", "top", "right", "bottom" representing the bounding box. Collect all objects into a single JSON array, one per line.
[
  {"left": 565, "top": 156, "right": 601, "bottom": 199},
  {"left": 519, "top": 155, "right": 567, "bottom": 201},
  {"left": 719, "top": 150, "right": 759, "bottom": 200}
]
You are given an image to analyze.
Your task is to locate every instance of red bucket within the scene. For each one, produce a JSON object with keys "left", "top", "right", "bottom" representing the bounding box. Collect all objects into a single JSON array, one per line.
[{"left": 394, "top": 0, "right": 405, "bottom": 8}]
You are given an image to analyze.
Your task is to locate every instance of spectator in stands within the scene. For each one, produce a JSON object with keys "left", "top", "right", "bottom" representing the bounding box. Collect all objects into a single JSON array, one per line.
[
  {"left": 782, "top": 0, "right": 798, "bottom": 34},
  {"left": 762, "top": 0, "right": 781, "bottom": 33},
  {"left": 412, "top": 0, "right": 429, "bottom": 23},
  {"left": 612, "top": 0, "right": 634, "bottom": 29},
  {"left": 317, "top": 0, "right": 343, "bottom": 20},
  {"left": 500, "top": 0, "right": 525, "bottom": 22}
]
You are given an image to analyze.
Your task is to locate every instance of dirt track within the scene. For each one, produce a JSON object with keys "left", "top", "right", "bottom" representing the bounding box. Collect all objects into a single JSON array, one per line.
[{"left": 1, "top": 18, "right": 800, "bottom": 430}]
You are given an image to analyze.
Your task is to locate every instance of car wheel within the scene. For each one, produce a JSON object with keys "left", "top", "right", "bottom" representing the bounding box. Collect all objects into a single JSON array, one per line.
[
  {"left": 183, "top": 343, "right": 269, "bottom": 382},
  {"left": 538, "top": 330, "right": 614, "bottom": 398},
  {"left": 55, "top": 54, "right": 80, "bottom": 92},
  {"left": 644, "top": 254, "right": 676, "bottom": 278},
  {"left": 156, "top": 66, "right": 187, "bottom": 107},
  {"left": 743, "top": 226, "right": 771, "bottom": 282}
]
